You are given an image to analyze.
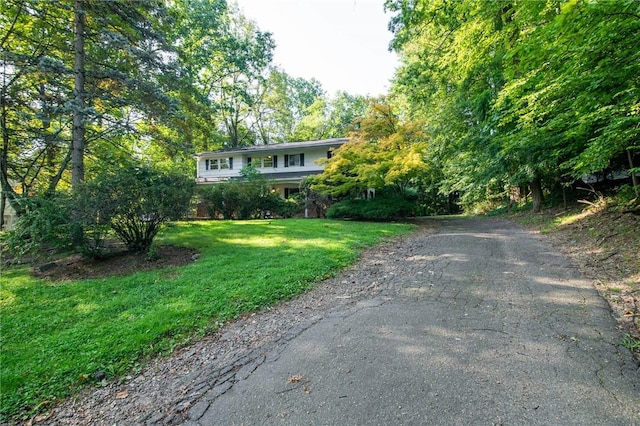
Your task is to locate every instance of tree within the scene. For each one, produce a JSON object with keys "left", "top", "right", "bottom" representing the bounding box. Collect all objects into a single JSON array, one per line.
[
  {"left": 255, "top": 68, "right": 325, "bottom": 143},
  {"left": 71, "top": 0, "right": 86, "bottom": 188},
  {"left": 311, "top": 101, "right": 430, "bottom": 198},
  {"left": 386, "top": 0, "right": 640, "bottom": 211},
  {"left": 156, "top": 0, "right": 229, "bottom": 154},
  {"left": 207, "top": 5, "right": 274, "bottom": 148},
  {"left": 325, "top": 92, "right": 369, "bottom": 137},
  {"left": 1, "top": 0, "right": 182, "bottom": 199},
  {"left": 291, "top": 91, "right": 369, "bottom": 141},
  {"left": 495, "top": 1, "right": 640, "bottom": 193},
  {"left": 1, "top": 0, "right": 77, "bottom": 219},
  {"left": 387, "top": 0, "right": 517, "bottom": 209},
  {"left": 290, "top": 97, "right": 329, "bottom": 142}
]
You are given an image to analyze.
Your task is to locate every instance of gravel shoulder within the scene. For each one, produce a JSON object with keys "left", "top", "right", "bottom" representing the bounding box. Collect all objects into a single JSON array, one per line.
[{"left": 32, "top": 217, "right": 639, "bottom": 425}]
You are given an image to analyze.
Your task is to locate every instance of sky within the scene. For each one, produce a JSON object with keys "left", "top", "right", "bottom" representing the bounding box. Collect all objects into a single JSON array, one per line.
[{"left": 233, "top": 0, "right": 399, "bottom": 98}]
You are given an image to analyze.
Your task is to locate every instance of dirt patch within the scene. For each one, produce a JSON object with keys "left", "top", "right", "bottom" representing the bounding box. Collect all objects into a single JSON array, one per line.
[{"left": 32, "top": 245, "right": 198, "bottom": 282}]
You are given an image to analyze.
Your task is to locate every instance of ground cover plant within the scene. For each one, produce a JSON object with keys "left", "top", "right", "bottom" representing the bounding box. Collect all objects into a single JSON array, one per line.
[{"left": 0, "top": 219, "right": 415, "bottom": 421}]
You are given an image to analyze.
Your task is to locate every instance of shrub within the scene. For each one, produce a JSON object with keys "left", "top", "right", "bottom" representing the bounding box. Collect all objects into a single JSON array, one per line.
[
  {"left": 5, "top": 167, "right": 195, "bottom": 258},
  {"left": 235, "top": 167, "right": 283, "bottom": 219},
  {"left": 3, "top": 195, "right": 73, "bottom": 259},
  {"left": 613, "top": 184, "right": 638, "bottom": 207},
  {"left": 198, "top": 185, "right": 226, "bottom": 219},
  {"left": 273, "top": 197, "right": 303, "bottom": 218},
  {"left": 300, "top": 177, "right": 331, "bottom": 218},
  {"left": 70, "top": 183, "right": 116, "bottom": 258},
  {"left": 198, "top": 166, "right": 296, "bottom": 219},
  {"left": 326, "top": 196, "right": 415, "bottom": 220},
  {"left": 77, "top": 165, "right": 195, "bottom": 253}
]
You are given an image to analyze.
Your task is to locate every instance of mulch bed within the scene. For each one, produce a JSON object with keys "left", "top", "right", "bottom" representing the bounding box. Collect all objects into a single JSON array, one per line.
[{"left": 32, "top": 245, "right": 198, "bottom": 282}]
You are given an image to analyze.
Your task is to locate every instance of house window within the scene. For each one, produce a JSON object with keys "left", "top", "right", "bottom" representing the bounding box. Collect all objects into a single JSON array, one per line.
[
  {"left": 205, "top": 159, "right": 218, "bottom": 170},
  {"left": 249, "top": 156, "right": 274, "bottom": 168},
  {"left": 284, "top": 153, "right": 304, "bottom": 167},
  {"left": 205, "top": 157, "right": 232, "bottom": 170},
  {"left": 288, "top": 154, "right": 300, "bottom": 166}
]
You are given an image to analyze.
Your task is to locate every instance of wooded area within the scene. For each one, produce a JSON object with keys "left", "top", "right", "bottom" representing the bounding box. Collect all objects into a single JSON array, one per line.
[
  {"left": 384, "top": 0, "right": 639, "bottom": 211},
  {"left": 2, "top": 0, "right": 638, "bottom": 231},
  {"left": 0, "top": 0, "right": 368, "bottom": 229}
]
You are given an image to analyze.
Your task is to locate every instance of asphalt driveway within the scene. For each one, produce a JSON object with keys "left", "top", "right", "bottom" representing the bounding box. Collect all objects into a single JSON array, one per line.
[{"left": 194, "top": 218, "right": 639, "bottom": 425}]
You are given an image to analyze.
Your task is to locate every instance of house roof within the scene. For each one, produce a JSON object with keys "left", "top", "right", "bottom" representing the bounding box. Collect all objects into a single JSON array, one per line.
[{"left": 196, "top": 138, "right": 349, "bottom": 157}]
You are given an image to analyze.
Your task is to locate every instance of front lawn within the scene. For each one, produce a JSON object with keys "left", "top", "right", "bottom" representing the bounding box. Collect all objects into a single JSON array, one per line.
[{"left": 0, "top": 219, "right": 414, "bottom": 421}]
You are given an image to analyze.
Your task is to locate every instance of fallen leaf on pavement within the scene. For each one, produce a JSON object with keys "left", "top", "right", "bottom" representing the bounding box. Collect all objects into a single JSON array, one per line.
[{"left": 287, "top": 374, "right": 303, "bottom": 384}]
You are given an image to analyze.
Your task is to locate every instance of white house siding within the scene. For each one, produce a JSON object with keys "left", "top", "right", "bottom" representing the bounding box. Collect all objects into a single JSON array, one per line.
[
  {"left": 246, "top": 146, "right": 328, "bottom": 176},
  {"left": 196, "top": 149, "right": 326, "bottom": 180},
  {"left": 196, "top": 140, "right": 347, "bottom": 184},
  {"left": 197, "top": 154, "right": 247, "bottom": 182}
]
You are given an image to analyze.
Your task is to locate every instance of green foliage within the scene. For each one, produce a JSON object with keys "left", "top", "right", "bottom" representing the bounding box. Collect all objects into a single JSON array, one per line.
[
  {"left": 198, "top": 184, "right": 227, "bottom": 219},
  {"left": 258, "top": 68, "right": 326, "bottom": 143},
  {"left": 5, "top": 165, "right": 194, "bottom": 258},
  {"left": 78, "top": 165, "right": 195, "bottom": 252},
  {"left": 70, "top": 184, "right": 116, "bottom": 258},
  {"left": 274, "top": 197, "right": 303, "bottom": 219},
  {"left": 387, "top": 0, "right": 640, "bottom": 212},
  {"left": 311, "top": 101, "right": 432, "bottom": 199},
  {"left": 290, "top": 91, "right": 369, "bottom": 141},
  {"left": 611, "top": 185, "right": 639, "bottom": 211},
  {"left": 145, "top": 243, "right": 161, "bottom": 262},
  {"left": 326, "top": 196, "right": 416, "bottom": 221},
  {"left": 1, "top": 0, "right": 186, "bottom": 197},
  {"left": 300, "top": 177, "right": 332, "bottom": 218},
  {"left": 0, "top": 219, "right": 415, "bottom": 421},
  {"left": 0, "top": 0, "right": 373, "bottom": 222},
  {"left": 3, "top": 196, "right": 73, "bottom": 259},
  {"left": 198, "top": 167, "right": 294, "bottom": 220}
]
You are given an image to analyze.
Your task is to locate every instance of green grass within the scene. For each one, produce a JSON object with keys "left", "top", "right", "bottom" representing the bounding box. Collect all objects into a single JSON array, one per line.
[{"left": 0, "top": 219, "right": 415, "bottom": 421}]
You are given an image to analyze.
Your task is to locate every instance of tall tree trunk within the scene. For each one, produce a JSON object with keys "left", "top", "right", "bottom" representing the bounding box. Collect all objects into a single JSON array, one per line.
[
  {"left": 530, "top": 178, "right": 544, "bottom": 213},
  {"left": 627, "top": 148, "right": 638, "bottom": 197},
  {"left": 0, "top": 73, "right": 24, "bottom": 217},
  {"left": 72, "top": 0, "right": 86, "bottom": 188},
  {"left": 71, "top": 0, "right": 87, "bottom": 246},
  {"left": 0, "top": 189, "right": 5, "bottom": 229},
  {"left": 1, "top": 59, "right": 10, "bottom": 229}
]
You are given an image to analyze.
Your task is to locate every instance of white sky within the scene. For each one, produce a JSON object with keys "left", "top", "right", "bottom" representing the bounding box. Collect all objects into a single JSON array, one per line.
[{"left": 233, "top": 0, "right": 399, "bottom": 97}]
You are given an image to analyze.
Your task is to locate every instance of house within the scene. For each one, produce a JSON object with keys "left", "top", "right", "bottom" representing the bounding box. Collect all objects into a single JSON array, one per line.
[{"left": 195, "top": 138, "right": 348, "bottom": 199}]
